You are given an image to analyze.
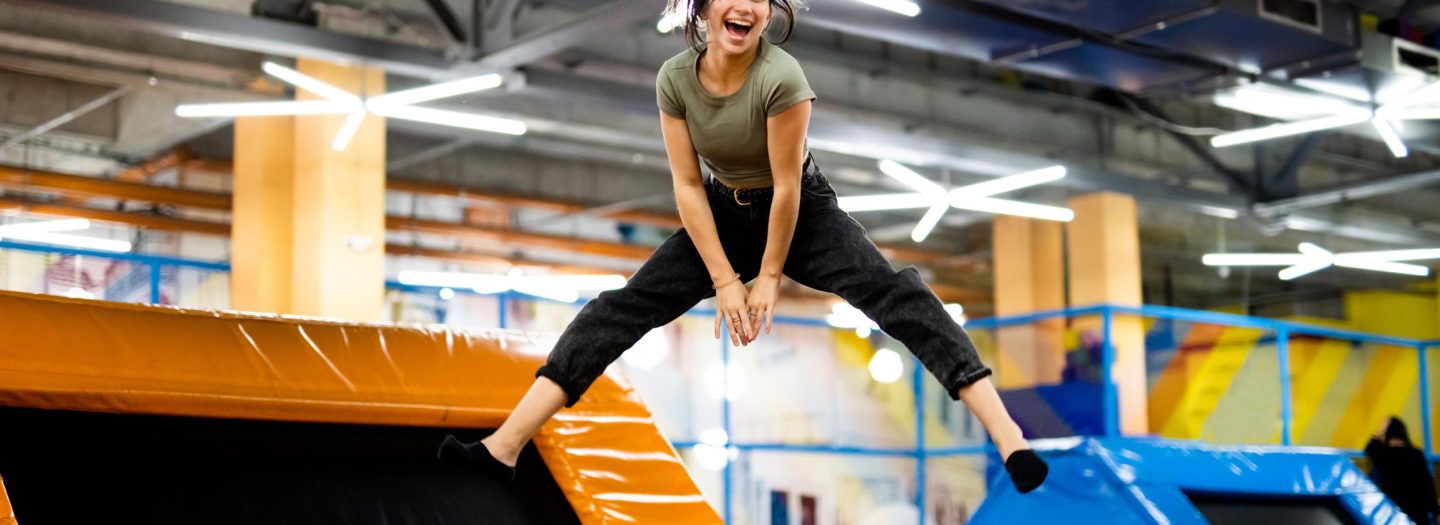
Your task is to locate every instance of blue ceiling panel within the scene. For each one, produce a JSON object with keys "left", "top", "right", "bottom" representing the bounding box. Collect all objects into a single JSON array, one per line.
[
  {"left": 1132, "top": 7, "right": 1358, "bottom": 73},
  {"left": 1010, "top": 41, "right": 1221, "bottom": 92},
  {"left": 963, "top": 0, "right": 1215, "bottom": 36},
  {"left": 804, "top": 0, "right": 1072, "bottom": 64}
]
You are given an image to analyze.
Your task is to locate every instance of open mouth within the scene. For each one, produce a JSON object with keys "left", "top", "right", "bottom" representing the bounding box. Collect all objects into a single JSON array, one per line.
[{"left": 723, "top": 20, "right": 753, "bottom": 39}]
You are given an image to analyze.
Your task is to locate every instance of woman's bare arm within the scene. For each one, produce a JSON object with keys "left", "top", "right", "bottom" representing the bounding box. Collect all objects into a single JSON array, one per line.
[
  {"left": 660, "top": 112, "right": 754, "bottom": 344},
  {"left": 748, "top": 100, "right": 812, "bottom": 332}
]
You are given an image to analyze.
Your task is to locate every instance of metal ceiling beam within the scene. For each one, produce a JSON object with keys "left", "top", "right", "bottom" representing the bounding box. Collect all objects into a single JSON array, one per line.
[
  {"left": 1254, "top": 168, "right": 1440, "bottom": 216},
  {"left": 513, "top": 61, "right": 1440, "bottom": 245},
  {"left": 4, "top": 0, "right": 452, "bottom": 79},
  {"left": 0, "top": 165, "right": 231, "bottom": 209},
  {"left": 0, "top": 87, "right": 128, "bottom": 151},
  {"left": 1396, "top": 0, "right": 1440, "bottom": 21},
  {"left": 0, "top": 197, "right": 230, "bottom": 235},
  {"left": 420, "top": 0, "right": 467, "bottom": 44},
  {"left": 470, "top": 0, "right": 656, "bottom": 70}
]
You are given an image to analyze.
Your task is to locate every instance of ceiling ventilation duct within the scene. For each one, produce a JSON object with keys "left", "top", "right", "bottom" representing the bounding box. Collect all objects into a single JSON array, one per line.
[
  {"left": 1289, "top": 31, "right": 1440, "bottom": 105},
  {"left": 966, "top": 0, "right": 1358, "bottom": 77}
]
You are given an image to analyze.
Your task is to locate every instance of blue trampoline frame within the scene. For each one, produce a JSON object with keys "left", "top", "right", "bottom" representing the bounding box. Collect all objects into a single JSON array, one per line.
[{"left": 4, "top": 240, "right": 1439, "bottom": 524}]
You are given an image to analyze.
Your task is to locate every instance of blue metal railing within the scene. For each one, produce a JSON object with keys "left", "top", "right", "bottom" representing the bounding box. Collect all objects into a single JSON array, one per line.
[{"left": 5, "top": 241, "right": 1440, "bottom": 523}]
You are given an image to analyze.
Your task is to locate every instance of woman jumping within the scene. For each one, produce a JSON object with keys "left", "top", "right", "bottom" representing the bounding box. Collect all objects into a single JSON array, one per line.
[{"left": 438, "top": 0, "right": 1049, "bottom": 494}]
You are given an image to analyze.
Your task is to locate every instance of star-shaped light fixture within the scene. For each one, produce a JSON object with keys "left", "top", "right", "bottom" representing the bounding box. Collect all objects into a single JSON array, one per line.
[
  {"left": 1211, "top": 80, "right": 1440, "bottom": 157},
  {"left": 1203, "top": 243, "right": 1440, "bottom": 280},
  {"left": 838, "top": 160, "right": 1073, "bottom": 242},
  {"left": 176, "top": 62, "right": 526, "bottom": 151}
]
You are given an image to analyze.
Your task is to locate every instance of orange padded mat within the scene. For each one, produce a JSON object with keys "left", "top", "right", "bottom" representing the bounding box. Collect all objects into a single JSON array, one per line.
[{"left": 0, "top": 290, "right": 719, "bottom": 524}]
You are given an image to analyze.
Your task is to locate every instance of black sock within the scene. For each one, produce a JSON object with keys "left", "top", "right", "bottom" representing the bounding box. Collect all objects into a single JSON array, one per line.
[
  {"left": 436, "top": 434, "right": 516, "bottom": 484},
  {"left": 1004, "top": 449, "right": 1048, "bottom": 493}
]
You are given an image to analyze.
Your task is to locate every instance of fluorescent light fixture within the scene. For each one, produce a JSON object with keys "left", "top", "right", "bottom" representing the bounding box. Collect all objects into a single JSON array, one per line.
[
  {"left": 262, "top": 62, "right": 361, "bottom": 105},
  {"left": 853, "top": 0, "right": 920, "bottom": 17},
  {"left": 844, "top": 160, "right": 1072, "bottom": 241},
  {"left": 1371, "top": 117, "right": 1408, "bottom": 157},
  {"left": 1213, "top": 80, "right": 1440, "bottom": 152},
  {"left": 331, "top": 111, "right": 367, "bottom": 151},
  {"left": 366, "top": 74, "right": 504, "bottom": 107},
  {"left": 1204, "top": 242, "right": 1440, "bottom": 279},
  {"left": 1381, "top": 108, "right": 1440, "bottom": 120},
  {"left": 0, "top": 219, "right": 130, "bottom": 252},
  {"left": 836, "top": 193, "right": 932, "bottom": 212},
  {"left": 1211, "top": 113, "right": 1370, "bottom": 148},
  {"left": 1341, "top": 248, "right": 1440, "bottom": 261},
  {"left": 512, "top": 282, "right": 580, "bottom": 303},
  {"left": 397, "top": 270, "right": 508, "bottom": 292},
  {"left": 178, "top": 62, "right": 523, "bottom": 151},
  {"left": 1380, "top": 79, "right": 1440, "bottom": 110},
  {"left": 1213, "top": 84, "right": 1369, "bottom": 121},
  {"left": 523, "top": 274, "right": 628, "bottom": 290},
  {"left": 175, "top": 100, "right": 351, "bottom": 118},
  {"left": 878, "top": 159, "right": 946, "bottom": 194},
  {"left": 365, "top": 102, "right": 527, "bottom": 135},
  {"left": 1202, "top": 253, "right": 1308, "bottom": 266},
  {"left": 1278, "top": 260, "right": 1332, "bottom": 280},
  {"left": 1, "top": 231, "right": 131, "bottom": 252},
  {"left": 0, "top": 219, "right": 90, "bottom": 236},
  {"left": 911, "top": 202, "right": 949, "bottom": 242},
  {"left": 1198, "top": 206, "right": 1241, "bottom": 219},
  {"left": 948, "top": 196, "right": 1075, "bottom": 222},
  {"left": 1333, "top": 258, "right": 1429, "bottom": 276},
  {"left": 949, "top": 165, "right": 1066, "bottom": 198}
]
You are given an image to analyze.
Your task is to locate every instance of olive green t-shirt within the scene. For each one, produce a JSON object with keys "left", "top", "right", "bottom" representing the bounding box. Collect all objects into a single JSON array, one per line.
[{"left": 656, "top": 39, "right": 816, "bottom": 189}]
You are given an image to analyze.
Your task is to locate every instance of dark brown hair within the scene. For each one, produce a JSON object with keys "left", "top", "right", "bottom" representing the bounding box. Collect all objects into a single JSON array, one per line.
[{"left": 663, "top": 0, "right": 800, "bottom": 50}]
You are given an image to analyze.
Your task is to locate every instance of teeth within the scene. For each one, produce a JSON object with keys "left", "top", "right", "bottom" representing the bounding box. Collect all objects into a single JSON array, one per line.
[{"left": 726, "top": 19, "right": 752, "bottom": 27}]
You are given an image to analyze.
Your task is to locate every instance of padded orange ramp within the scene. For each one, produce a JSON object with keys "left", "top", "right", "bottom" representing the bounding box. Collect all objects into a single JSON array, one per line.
[
  {"left": 0, "top": 290, "right": 718, "bottom": 524},
  {"left": 0, "top": 475, "right": 14, "bottom": 525}
]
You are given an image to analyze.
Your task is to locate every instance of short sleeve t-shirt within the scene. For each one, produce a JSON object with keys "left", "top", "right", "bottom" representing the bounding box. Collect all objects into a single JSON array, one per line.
[{"left": 656, "top": 39, "right": 816, "bottom": 189}]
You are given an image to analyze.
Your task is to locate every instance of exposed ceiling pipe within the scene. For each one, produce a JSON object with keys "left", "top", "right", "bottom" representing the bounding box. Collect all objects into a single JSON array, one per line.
[{"left": 0, "top": 162, "right": 984, "bottom": 271}]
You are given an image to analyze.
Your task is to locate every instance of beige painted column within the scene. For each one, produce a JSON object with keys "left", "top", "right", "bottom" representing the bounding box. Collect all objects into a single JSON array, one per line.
[
  {"left": 992, "top": 216, "right": 1066, "bottom": 388},
  {"left": 232, "top": 115, "right": 295, "bottom": 314},
  {"left": 231, "top": 58, "right": 386, "bottom": 321},
  {"left": 1066, "top": 192, "right": 1148, "bottom": 435}
]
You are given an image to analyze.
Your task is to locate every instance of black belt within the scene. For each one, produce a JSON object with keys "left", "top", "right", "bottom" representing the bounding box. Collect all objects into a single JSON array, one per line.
[{"left": 710, "top": 156, "right": 819, "bottom": 206}]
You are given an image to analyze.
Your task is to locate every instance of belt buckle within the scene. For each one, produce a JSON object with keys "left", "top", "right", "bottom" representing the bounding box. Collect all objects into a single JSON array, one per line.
[{"left": 733, "top": 187, "right": 751, "bottom": 206}]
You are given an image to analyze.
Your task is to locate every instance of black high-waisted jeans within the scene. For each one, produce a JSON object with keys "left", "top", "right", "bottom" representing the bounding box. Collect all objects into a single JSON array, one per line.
[{"left": 536, "top": 156, "right": 993, "bottom": 407}]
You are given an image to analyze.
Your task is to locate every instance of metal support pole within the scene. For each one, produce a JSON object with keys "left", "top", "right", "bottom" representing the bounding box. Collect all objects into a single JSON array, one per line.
[
  {"left": 149, "top": 262, "right": 162, "bottom": 304},
  {"left": 1101, "top": 306, "right": 1119, "bottom": 438},
  {"left": 913, "top": 354, "right": 926, "bottom": 525},
  {"left": 1421, "top": 343, "right": 1433, "bottom": 457},
  {"left": 722, "top": 332, "right": 733, "bottom": 524},
  {"left": 1276, "top": 327, "right": 1292, "bottom": 446},
  {"left": 497, "top": 292, "right": 508, "bottom": 329}
]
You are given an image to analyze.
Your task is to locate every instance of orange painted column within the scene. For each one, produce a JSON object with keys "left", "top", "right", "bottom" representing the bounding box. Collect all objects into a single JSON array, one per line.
[
  {"left": 232, "top": 58, "right": 386, "bottom": 321},
  {"left": 992, "top": 216, "right": 1066, "bottom": 387},
  {"left": 232, "top": 115, "right": 295, "bottom": 314},
  {"left": 1066, "top": 193, "right": 1148, "bottom": 435}
]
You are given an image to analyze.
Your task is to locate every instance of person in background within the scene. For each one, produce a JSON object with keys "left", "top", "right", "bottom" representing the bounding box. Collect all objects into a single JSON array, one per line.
[{"left": 1366, "top": 416, "right": 1439, "bottom": 525}]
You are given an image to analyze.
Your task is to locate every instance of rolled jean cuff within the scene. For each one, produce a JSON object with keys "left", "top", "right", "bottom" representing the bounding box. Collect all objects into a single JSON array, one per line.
[
  {"left": 535, "top": 365, "right": 586, "bottom": 408},
  {"left": 946, "top": 367, "right": 994, "bottom": 400}
]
